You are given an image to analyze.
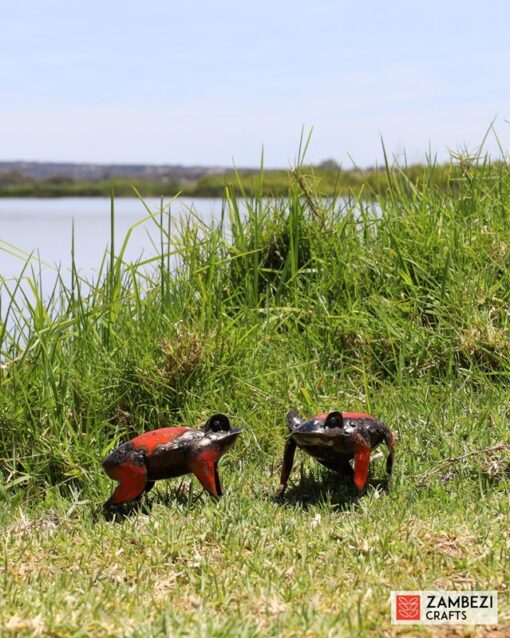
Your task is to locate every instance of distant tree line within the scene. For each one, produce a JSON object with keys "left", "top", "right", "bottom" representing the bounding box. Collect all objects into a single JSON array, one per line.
[{"left": 0, "top": 162, "right": 474, "bottom": 198}]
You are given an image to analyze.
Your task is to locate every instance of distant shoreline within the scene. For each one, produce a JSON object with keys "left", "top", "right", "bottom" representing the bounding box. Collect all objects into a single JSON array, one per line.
[{"left": 0, "top": 164, "right": 455, "bottom": 199}]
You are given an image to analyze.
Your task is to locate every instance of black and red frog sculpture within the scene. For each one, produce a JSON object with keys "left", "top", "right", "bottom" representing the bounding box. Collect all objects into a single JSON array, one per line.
[
  {"left": 102, "top": 414, "right": 241, "bottom": 508},
  {"left": 102, "top": 408, "right": 396, "bottom": 507},
  {"left": 277, "top": 410, "right": 395, "bottom": 498}
]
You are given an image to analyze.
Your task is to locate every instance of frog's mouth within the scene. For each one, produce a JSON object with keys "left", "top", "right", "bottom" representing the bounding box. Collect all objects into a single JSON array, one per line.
[
  {"left": 292, "top": 430, "right": 351, "bottom": 449},
  {"left": 210, "top": 427, "right": 242, "bottom": 451}
]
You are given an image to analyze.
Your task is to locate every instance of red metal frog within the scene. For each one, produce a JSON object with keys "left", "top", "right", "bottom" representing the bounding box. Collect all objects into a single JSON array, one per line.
[
  {"left": 277, "top": 410, "right": 395, "bottom": 497},
  {"left": 102, "top": 413, "right": 241, "bottom": 507}
]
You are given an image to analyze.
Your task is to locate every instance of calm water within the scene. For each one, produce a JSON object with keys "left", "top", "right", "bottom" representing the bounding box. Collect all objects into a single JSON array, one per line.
[
  {"left": 0, "top": 197, "right": 224, "bottom": 288},
  {"left": 0, "top": 196, "right": 377, "bottom": 306}
]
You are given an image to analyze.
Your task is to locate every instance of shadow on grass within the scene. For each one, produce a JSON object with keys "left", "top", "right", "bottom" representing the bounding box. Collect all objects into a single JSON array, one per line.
[
  {"left": 153, "top": 479, "right": 207, "bottom": 508},
  {"left": 99, "top": 478, "right": 208, "bottom": 522},
  {"left": 276, "top": 470, "right": 391, "bottom": 511},
  {"left": 100, "top": 499, "right": 153, "bottom": 523}
]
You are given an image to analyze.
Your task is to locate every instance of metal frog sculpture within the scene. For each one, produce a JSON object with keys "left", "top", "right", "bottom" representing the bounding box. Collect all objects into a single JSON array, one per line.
[
  {"left": 277, "top": 410, "right": 395, "bottom": 497},
  {"left": 102, "top": 414, "right": 241, "bottom": 508}
]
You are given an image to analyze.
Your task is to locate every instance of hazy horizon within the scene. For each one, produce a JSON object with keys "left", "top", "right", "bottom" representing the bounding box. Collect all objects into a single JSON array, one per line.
[{"left": 2, "top": 1, "right": 509, "bottom": 169}]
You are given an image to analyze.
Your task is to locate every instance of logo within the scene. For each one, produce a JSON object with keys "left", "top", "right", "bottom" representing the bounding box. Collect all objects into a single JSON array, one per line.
[
  {"left": 391, "top": 591, "right": 498, "bottom": 625},
  {"left": 395, "top": 595, "right": 421, "bottom": 621}
]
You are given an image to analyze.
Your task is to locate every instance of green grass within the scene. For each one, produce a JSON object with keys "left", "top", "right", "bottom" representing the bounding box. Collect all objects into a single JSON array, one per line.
[{"left": 0, "top": 150, "right": 509, "bottom": 636}]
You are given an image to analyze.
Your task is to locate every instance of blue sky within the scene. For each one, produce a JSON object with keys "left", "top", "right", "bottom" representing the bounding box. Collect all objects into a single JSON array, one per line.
[{"left": 1, "top": 0, "right": 509, "bottom": 167}]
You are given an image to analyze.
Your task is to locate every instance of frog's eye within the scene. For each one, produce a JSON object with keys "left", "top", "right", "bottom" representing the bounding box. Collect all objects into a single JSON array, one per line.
[
  {"left": 324, "top": 411, "right": 343, "bottom": 429},
  {"left": 205, "top": 413, "right": 231, "bottom": 432}
]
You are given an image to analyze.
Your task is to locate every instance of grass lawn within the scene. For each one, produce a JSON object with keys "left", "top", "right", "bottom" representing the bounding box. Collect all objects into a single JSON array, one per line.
[{"left": 1, "top": 156, "right": 509, "bottom": 636}]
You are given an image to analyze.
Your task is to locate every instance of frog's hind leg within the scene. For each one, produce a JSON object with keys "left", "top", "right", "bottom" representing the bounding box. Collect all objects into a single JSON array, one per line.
[{"left": 102, "top": 449, "right": 148, "bottom": 507}]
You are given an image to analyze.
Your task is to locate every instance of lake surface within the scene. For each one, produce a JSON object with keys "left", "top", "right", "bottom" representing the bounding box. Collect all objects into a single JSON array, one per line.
[
  {"left": 0, "top": 196, "right": 379, "bottom": 306},
  {"left": 0, "top": 197, "right": 224, "bottom": 288}
]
